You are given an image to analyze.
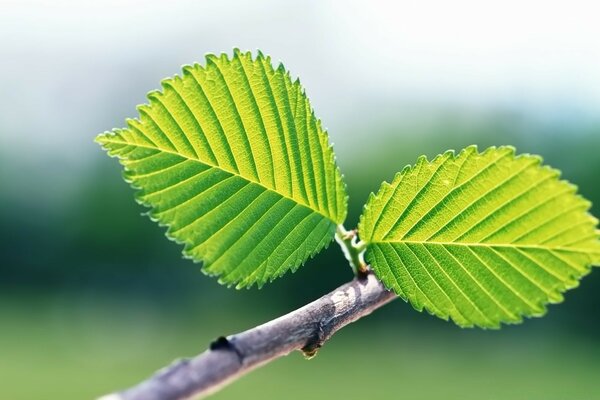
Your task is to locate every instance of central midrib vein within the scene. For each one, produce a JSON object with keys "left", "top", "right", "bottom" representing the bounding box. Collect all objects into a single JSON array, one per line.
[
  {"left": 370, "top": 239, "right": 597, "bottom": 254},
  {"left": 102, "top": 137, "right": 337, "bottom": 223}
]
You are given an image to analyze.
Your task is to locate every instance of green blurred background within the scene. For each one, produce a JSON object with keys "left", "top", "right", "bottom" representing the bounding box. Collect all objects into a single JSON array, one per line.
[{"left": 1, "top": 1, "right": 599, "bottom": 399}]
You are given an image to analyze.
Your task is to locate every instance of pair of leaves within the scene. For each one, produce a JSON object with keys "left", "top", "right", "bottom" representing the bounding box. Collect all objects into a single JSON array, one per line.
[{"left": 97, "top": 50, "right": 600, "bottom": 327}]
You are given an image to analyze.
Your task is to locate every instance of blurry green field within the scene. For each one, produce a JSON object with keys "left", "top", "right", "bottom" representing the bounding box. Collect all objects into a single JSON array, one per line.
[
  {"left": 2, "top": 107, "right": 599, "bottom": 400},
  {"left": 2, "top": 291, "right": 598, "bottom": 400}
]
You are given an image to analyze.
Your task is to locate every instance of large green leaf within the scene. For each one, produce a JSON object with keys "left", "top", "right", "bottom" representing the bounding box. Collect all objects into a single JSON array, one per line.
[
  {"left": 359, "top": 146, "right": 600, "bottom": 328},
  {"left": 97, "top": 50, "right": 347, "bottom": 288}
]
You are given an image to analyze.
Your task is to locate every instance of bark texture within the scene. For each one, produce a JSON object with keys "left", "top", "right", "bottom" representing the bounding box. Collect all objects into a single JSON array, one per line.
[{"left": 98, "top": 271, "right": 396, "bottom": 400}]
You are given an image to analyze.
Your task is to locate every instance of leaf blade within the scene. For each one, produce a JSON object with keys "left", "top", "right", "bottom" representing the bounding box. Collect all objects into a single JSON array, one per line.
[
  {"left": 359, "top": 146, "right": 600, "bottom": 328},
  {"left": 97, "top": 50, "right": 347, "bottom": 288}
]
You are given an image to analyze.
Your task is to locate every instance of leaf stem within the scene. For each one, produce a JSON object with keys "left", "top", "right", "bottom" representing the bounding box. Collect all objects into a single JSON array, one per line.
[{"left": 335, "top": 225, "right": 368, "bottom": 275}]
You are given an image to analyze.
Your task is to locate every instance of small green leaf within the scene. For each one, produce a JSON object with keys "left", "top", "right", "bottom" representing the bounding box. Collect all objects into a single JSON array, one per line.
[
  {"left": 359, "top": 146, "right": 600, "bottom": 328},
  {"left": 97, "top": 50, "right": 347, "bottom": 288}
]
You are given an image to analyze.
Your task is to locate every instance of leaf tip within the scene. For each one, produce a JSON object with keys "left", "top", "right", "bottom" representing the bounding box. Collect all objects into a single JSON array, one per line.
[{"left": 94, "top": 131, "right": 111, "bottom": 145}]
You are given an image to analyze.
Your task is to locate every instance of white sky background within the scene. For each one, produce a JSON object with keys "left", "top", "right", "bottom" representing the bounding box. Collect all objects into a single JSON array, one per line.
[{"left": 0, "top": 0, "right": 599, "bottom": 165}]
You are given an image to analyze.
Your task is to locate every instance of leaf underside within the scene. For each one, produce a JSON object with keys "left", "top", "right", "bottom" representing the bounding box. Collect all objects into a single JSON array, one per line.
[
  {"left": 359, "top": 146, "right": 600, "bottom": 328},
  {"left": 97, "top": 50, "right": 347, "bottom": 288}
]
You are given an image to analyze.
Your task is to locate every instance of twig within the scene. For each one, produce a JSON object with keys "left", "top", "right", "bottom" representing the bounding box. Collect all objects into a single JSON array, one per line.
[{"left": 98, "top": 271, "right": 396, "bottom": 400}]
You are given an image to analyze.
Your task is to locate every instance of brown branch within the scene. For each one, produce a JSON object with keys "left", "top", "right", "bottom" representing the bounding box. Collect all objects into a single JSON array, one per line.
[{"left": 98, "top": 271, "right": 396, "bottom": 400}]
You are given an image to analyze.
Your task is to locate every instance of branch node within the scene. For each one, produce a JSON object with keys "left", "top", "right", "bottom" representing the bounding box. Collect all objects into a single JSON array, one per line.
[
  {"left": 300, "top": 344, "right": 321, "bottom": 360},
  {"left": 301, "top": 319, "right": 328, "bottom": 360},
  {"left": 209, "top": 336, "right": 230, "bottom": 351},
  {"left": 209, "top": 336, "right": 244, "bottom": 363},
  {"left": 356, "top": 265, "right": 371, "bottom": 281}
]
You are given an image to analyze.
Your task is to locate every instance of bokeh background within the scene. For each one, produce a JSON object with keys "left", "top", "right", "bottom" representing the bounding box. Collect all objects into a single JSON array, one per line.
[{"left": 1, "top": 1, "right": 599, "bottom": 399}]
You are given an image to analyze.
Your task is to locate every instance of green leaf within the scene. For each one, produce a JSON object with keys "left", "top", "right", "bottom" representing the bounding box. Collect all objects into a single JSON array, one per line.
[
  {"left": 359, "top": 146, "right": 600, "bottom": 328},
  {"left": 96, "top": 50, "right": 347, "bottom": 288}
]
